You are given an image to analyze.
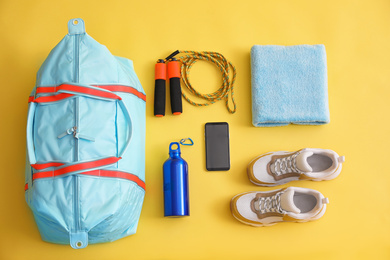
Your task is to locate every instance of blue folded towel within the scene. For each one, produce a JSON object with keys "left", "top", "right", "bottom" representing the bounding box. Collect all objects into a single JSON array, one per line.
[{"left": 250, "top": 45, "right": 330, "bottom": 127}]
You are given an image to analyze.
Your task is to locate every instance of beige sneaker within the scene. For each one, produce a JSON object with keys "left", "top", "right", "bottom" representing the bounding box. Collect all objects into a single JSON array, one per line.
[
  {"left": 230, "top": 187, "right": 329, "bottom": 226},
  {"left": 247, "top": 148, "right": 345, "bottom": 186}
]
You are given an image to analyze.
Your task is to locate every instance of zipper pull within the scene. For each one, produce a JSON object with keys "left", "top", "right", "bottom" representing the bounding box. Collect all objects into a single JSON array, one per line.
[
  {"left": 74, "top": 133, "right": 95, "bottom": 142},
  {"left": 58, "top": 127, "right": 76, "bottom": 139},
  {"left": 72, "top": 126, "right": 95, "bottom": 142},
  {"left": 58, "top": 126, "right": 95, "bottom": 142}
]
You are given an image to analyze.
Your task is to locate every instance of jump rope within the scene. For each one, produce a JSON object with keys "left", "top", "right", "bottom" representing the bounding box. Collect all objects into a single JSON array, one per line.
[{"left": 154, "top": 50, "right": 237, "bottom": 116}]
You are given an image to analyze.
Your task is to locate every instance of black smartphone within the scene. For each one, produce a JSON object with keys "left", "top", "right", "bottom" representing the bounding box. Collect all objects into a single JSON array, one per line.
[{"left": 205, "top": 122, "right": 230, "bottom": 171}]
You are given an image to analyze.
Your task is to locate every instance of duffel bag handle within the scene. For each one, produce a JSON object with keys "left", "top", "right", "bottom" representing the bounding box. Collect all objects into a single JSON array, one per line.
[
  {"left": 26, "top": 102, "right": 37, "bottom": 164},
  {"left": 27, "top": 83, "right": 132, "bottom": 164}
]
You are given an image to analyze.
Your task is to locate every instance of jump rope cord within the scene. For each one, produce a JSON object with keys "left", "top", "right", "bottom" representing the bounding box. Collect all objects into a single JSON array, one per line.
[{"left": 166, "top": 50, "right": 237, "bottom": 114}]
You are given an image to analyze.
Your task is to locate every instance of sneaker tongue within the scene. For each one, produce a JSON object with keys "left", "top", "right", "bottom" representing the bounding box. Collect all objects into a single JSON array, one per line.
[
  {"left": 280, "top": 188, "right": 301, "bottom": 214},
  {"left": 295, "top": 151, "right": 314, "bottom": 172}
]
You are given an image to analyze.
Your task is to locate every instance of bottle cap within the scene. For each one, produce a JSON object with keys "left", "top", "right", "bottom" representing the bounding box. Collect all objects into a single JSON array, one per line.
[{"left": 169, "top": 142, "right": 181, "bottom": 157}]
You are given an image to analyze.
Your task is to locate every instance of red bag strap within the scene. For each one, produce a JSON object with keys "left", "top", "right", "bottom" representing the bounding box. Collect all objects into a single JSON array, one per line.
[
  {"left": 81, "top": 169, "right": 145, "bottom": 190},
  {"left": 33, "top": 156, "right": 121, "bottom": 180},
  {"left": 30, "top": 84, "right": 146, "bottom": 103},
  {"left": 26, "top": 168, "right": 145, "bottom": 191},
  {"left": 31, "top": 162, "right": 65, "bottom": 170},
  {"left": 33, "top": 84, "right": 121, "bottom": 103}
]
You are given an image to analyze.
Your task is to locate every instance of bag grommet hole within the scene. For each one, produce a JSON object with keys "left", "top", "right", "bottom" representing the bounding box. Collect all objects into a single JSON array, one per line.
[
  {"left": 76, "top": 241, "right": 83, "bottom": 248},
  {"left": 73, "top": 19, "right": 79, "bottom": 25}
]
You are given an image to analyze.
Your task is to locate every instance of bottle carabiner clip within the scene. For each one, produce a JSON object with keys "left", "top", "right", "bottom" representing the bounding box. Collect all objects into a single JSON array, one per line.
[{"left": 180, "top": 138, "right": 194, "bottom": 146}]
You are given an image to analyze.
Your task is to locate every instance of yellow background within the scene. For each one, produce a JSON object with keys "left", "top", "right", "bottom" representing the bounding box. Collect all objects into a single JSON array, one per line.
[{"left": 1, "top": 0, "right": 390, "bottom": 259}]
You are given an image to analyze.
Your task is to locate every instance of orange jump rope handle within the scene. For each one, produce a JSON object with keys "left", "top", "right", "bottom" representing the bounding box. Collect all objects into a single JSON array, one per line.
[
  {"left": 168, "top": 58, "right": 182, "bottom": 115},
  {"left": 154, "top": 59, "right": 166, "bottom": 117}
]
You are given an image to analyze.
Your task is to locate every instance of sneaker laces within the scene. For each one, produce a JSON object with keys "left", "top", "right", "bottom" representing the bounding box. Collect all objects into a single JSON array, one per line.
[
  {"left": 271, "top": 152, "right": 303, "bottom": 176},
  {"left": 254, "top": 192, "right": 285, "bottom": 214}
]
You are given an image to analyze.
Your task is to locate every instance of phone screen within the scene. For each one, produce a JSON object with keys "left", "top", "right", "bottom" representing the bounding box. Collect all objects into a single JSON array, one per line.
[{"left": 205, "top": 122, "right": 230, "bottom": 171}]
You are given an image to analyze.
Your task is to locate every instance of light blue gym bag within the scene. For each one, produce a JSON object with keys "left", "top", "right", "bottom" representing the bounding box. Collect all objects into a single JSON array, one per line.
[{"left": 25, "top": 18, "right": 146, "bottom": 249}]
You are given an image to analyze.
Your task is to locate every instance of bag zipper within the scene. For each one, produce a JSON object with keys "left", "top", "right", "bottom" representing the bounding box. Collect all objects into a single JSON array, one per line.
[
  {"left": 65, "top": 18, "right": 89, "bottom": 249},
  {"left": 73, "top": 33, "right": 81, "bottom": 234}
]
